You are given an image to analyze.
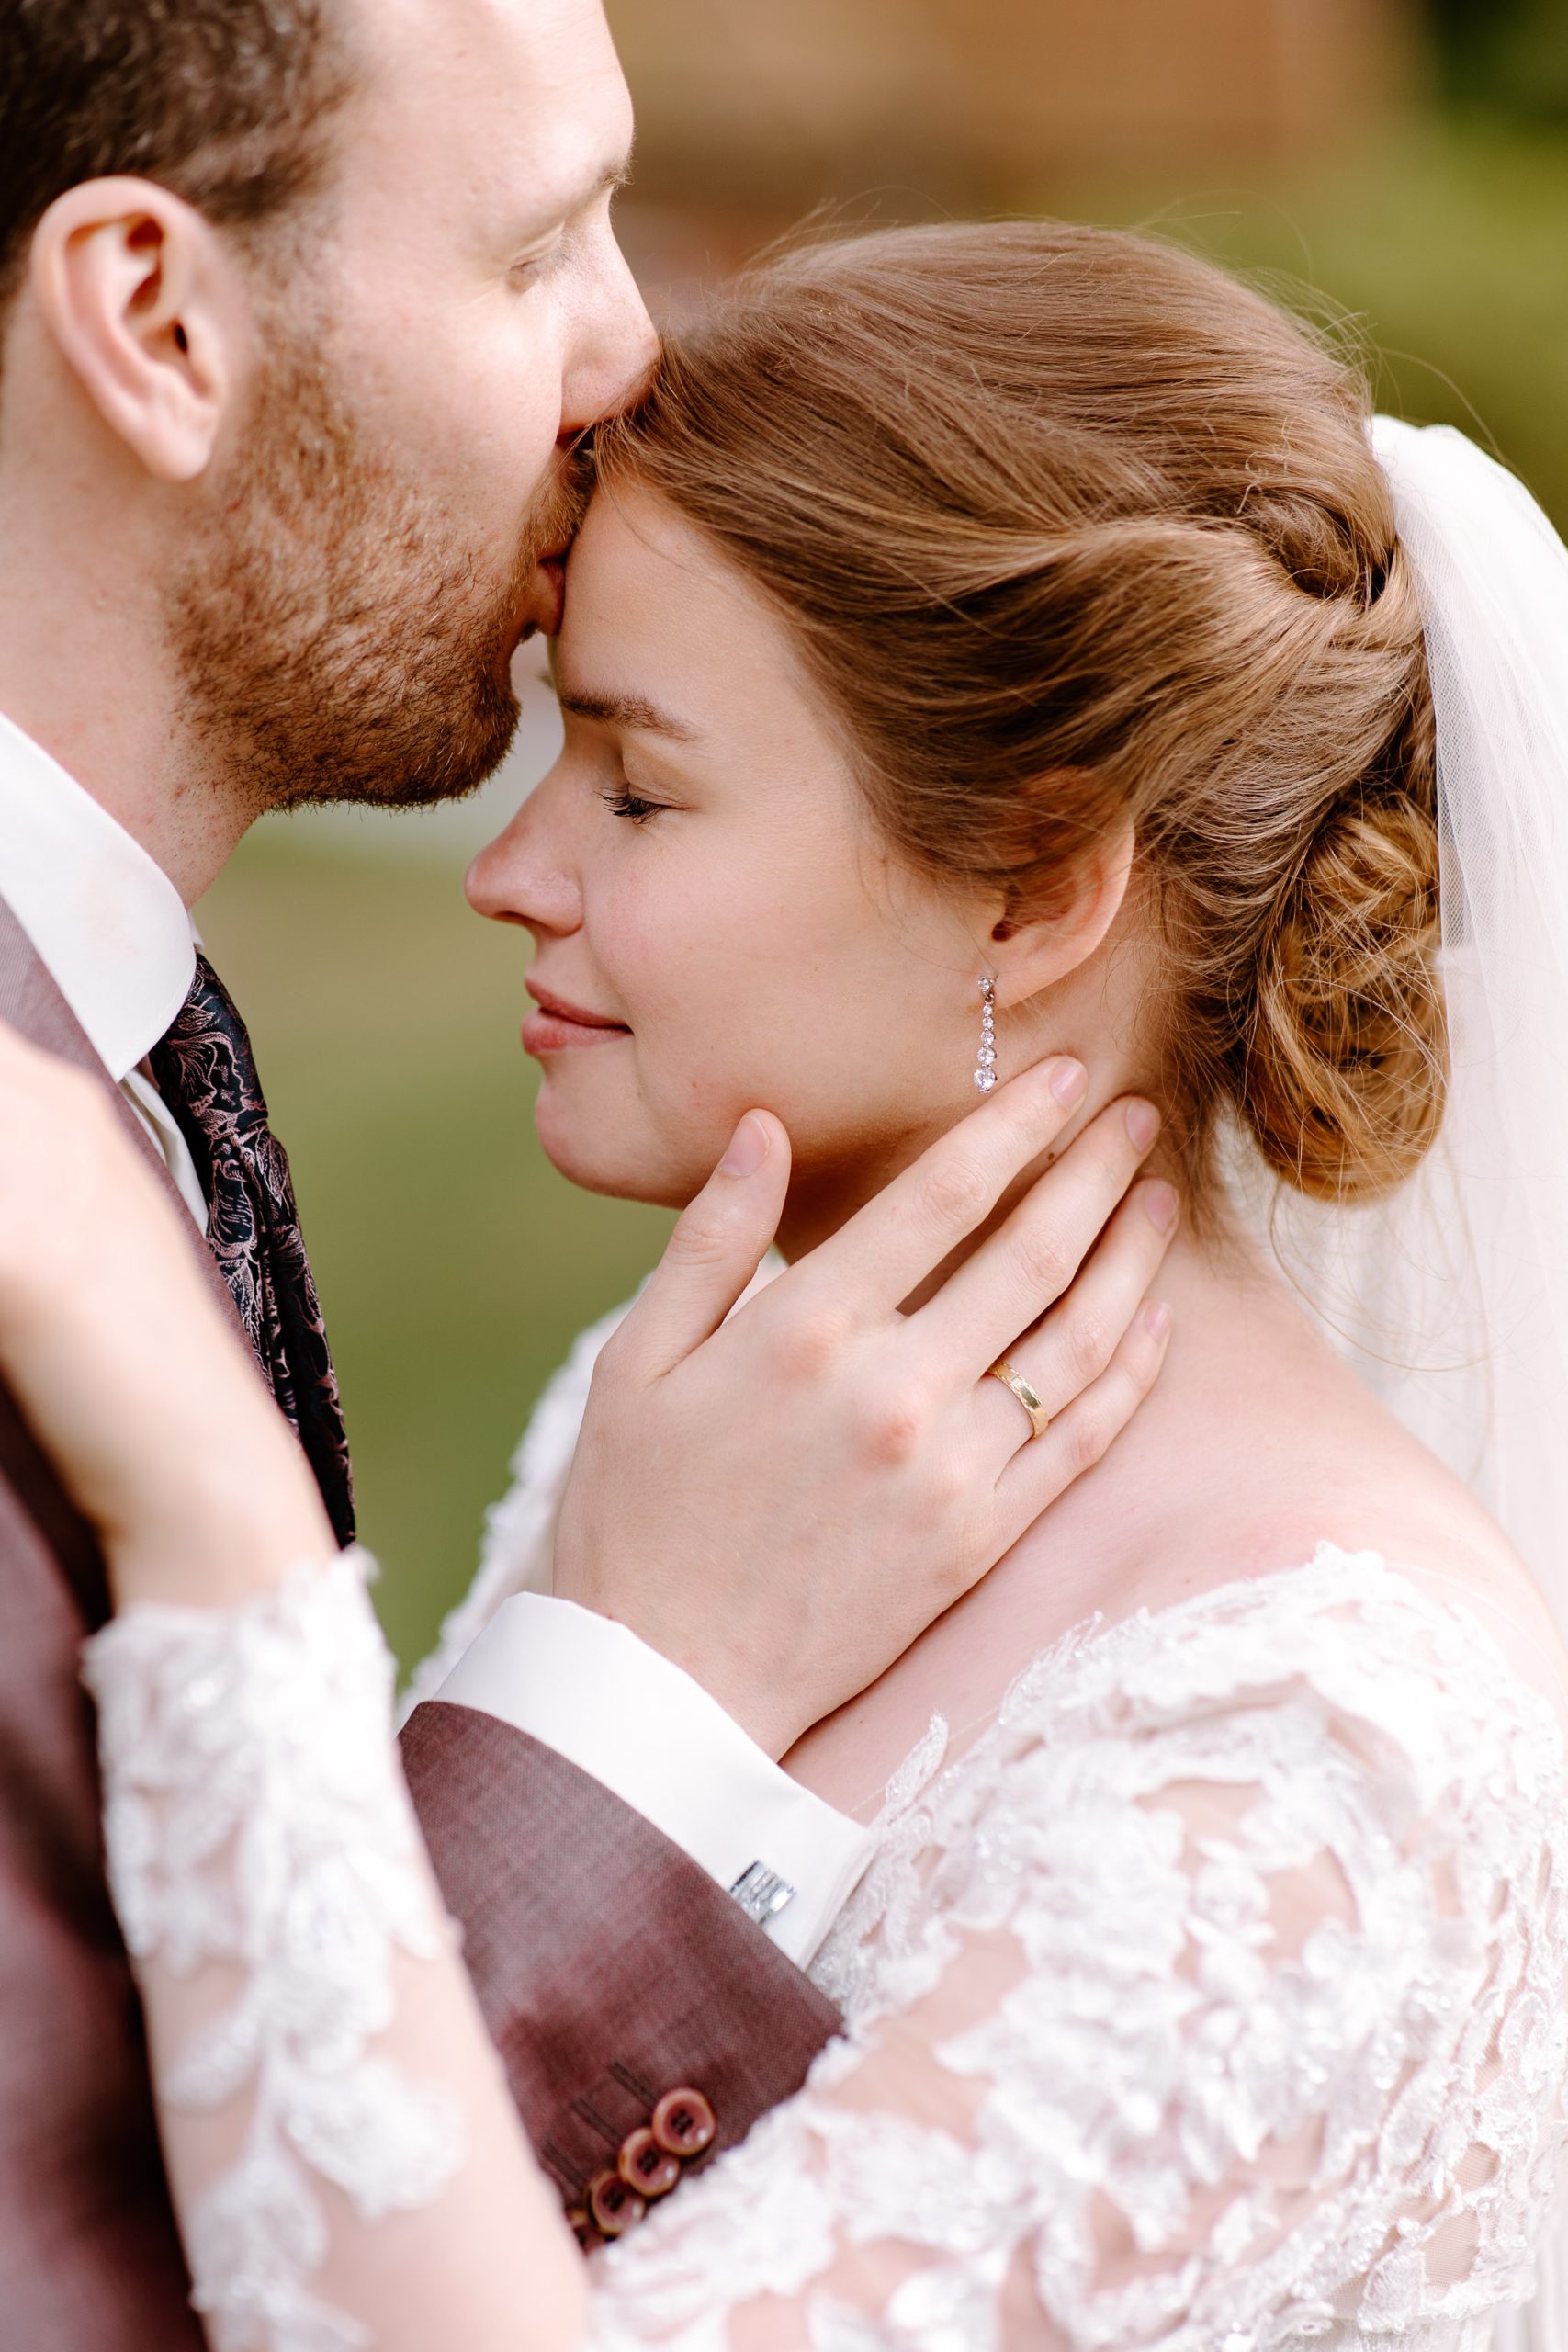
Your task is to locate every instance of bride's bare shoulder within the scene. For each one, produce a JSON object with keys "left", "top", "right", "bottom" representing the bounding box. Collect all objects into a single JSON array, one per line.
[
  {"left": 1100, "top": 1394, "right": 1568, "bottom": 1748},
  {"left": 788, "top": 1266, "right": 1563, "bottom": 1814}
]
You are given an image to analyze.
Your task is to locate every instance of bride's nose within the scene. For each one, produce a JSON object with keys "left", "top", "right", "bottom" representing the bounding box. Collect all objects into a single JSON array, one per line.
[{"left": 466, "top": 768, "right": 584, "bottom": 936}]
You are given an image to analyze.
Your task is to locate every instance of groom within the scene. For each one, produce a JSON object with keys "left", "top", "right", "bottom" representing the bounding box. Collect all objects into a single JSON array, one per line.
[{"left": 0, "top": 0, "right": 1163, "bottom": 2339}]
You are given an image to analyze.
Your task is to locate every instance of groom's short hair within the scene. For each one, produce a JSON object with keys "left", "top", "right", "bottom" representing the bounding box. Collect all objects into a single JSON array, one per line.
[{"left": 0, "top": 0, "right": 358, "bottom": 319}]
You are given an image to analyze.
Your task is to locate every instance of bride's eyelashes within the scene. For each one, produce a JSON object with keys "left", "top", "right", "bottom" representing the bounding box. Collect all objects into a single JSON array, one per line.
[{"left": 600, "top": 785, "right": 669, "bottom": 825}]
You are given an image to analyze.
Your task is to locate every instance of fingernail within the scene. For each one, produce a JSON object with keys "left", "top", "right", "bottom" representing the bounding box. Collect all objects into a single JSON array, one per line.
[
  {"left": 1139, "top": 1299, "right": 1173, "bottom": 1340},
  {"left": 1142, "top": 1181, "right": 1179, "bottom": 1234},
  {"left": 1050, "top": 1058, "right": 1087, "bottom": 1107},
  {"left": 721, "top": 1114, "right": 769, "bottom": 1178},
  {"left": 1125, "top": 1099, "right": 1160, "bottom": 1151}
]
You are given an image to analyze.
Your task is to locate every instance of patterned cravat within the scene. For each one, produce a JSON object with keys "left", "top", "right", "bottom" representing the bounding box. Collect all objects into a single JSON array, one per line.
[{"left": 149, "top": 954, "right": 355, "bottom": 1547}]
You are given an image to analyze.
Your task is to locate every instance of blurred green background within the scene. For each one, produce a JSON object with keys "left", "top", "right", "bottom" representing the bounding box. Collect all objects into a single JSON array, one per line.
[{"left": 197, "top": 0, "right": 1568, "bottom": 1674}]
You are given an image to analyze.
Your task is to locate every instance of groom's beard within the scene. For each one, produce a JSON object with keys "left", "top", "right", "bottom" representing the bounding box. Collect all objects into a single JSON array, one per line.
[{"left": 168, "top": 322, "right": 592, "bottom": 815}]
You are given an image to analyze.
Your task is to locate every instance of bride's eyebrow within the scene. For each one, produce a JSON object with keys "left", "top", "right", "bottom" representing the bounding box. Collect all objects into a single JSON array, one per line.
[{"left": 555, "top": 684, "right": 702, "bottom": 743}]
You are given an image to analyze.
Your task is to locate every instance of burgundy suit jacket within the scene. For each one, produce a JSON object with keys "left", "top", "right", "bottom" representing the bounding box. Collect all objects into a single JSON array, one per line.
[{"left": 0, "top": 895, "right": 837, "bottom": 2346}]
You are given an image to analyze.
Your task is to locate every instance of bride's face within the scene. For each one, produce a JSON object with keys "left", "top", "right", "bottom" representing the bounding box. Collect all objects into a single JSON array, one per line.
[{"left": 467, "top": 486, "right": 1004, "bottom": 1231}]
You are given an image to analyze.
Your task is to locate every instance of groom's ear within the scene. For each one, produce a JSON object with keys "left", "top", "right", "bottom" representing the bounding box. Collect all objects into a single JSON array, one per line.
[
  {"left": 986, "top": 815, "right": 1137, "bottom": 1012},
  {"left": 27, "top": 177, "right": 238, "bottom": 483}
]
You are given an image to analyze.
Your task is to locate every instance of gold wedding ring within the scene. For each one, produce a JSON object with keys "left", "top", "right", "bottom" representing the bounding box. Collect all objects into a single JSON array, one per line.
[{"left": 987, "top": 1356, "right": 1050, "bottom": 1442}]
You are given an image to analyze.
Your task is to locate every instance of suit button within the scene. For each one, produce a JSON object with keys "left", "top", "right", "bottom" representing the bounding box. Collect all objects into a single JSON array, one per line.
[
  {"left": 587, "top": 2167, "right": 647, "bottom": 2237},
  {"left": 618, "top": 2127, "right": 681, "bottom": 2199},
  {"left": 650, "top": 2087, "right": 716, "bottom": 2159}
]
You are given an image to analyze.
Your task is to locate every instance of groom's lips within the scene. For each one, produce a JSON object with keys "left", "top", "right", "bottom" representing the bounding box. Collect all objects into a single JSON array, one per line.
[
  {"left": 523, "top": 982, "right": 631, "bottom": 1057},
  {"left": 519, "top": 550, "right": 569, "bottom": 641}
]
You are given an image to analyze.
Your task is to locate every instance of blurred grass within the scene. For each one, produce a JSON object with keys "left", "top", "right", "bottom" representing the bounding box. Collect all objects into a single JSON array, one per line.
[
  {"left": 195, "top": 831, "right": 672, "bottom": 1672},
  {"left": 1053, "top": 119, "right": 1568, "bottom": 529},
  {"left": 195, "top": 115, "right": 1566, "bottom": 1672}
]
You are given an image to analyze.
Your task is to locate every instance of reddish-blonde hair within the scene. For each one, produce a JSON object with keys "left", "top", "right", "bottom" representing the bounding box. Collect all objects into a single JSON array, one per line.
[{"left": 599, "top": 220, "right": 1444, "bottom": 1204}]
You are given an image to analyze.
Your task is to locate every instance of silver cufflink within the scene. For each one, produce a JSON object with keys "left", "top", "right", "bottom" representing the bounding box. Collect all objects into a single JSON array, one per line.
[{"left": 728, "top": 1860, "right": 795, "bottom": 1928}]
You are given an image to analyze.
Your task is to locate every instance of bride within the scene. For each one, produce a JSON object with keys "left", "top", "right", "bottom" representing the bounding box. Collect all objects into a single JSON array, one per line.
[{"left": 1, "top": 219, "right": 1565, "bottom": 2350}]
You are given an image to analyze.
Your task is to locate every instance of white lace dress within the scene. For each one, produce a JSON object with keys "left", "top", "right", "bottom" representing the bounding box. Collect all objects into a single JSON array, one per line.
[{"left": 81, "top": 1325, "right": 1568, "bottom": 2352}]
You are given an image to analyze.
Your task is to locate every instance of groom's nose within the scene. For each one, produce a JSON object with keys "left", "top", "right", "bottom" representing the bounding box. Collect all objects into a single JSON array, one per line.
[{"left": 560, "top": 229, "right": 659, "bottom": 439}]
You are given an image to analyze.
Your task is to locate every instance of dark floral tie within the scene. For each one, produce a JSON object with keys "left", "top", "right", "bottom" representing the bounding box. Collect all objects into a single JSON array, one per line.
[{"left": 149, "top": 955, "right": 355, "bottom": 1548}]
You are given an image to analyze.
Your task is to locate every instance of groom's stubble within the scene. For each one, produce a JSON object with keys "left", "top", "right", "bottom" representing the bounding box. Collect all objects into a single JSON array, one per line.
[{"left": 166, "top": 291, "right": 592, "bottom": 820}]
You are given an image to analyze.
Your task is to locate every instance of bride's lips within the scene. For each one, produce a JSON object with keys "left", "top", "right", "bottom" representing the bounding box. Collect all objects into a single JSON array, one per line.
[{"left": 523, "top": 982, "right": 631, "bottom": 1057}]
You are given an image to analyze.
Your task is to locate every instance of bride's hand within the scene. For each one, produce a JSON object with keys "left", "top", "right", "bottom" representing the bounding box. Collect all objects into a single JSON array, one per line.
[
  {"left": 554, "top": 1058, "right": 1178, "bottom": 1758},
  {"left": 0, "top": 1023, "right": 333, "bottom": 1606}
]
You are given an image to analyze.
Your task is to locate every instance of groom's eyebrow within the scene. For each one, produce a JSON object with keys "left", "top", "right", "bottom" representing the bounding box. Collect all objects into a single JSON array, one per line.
[
  {"left": 574, "top": 157, "right": 634, "bottom": 211},
  {"left": 556, "top": 684, "right": 701, "bottom": 743},
  {"left": 552, "top": 153, "right": 634, "bottom": 228}
]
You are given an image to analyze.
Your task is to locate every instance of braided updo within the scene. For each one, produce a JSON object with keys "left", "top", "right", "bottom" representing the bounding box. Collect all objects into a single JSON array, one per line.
[{"left": 600, "top": 221, "right": 1445, "bottom": 1204}]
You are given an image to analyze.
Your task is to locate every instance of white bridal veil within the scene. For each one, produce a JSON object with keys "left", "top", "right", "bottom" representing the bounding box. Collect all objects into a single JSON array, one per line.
[{"left": 1256, "top": 416, "right": 1568, "bottom": 2349}]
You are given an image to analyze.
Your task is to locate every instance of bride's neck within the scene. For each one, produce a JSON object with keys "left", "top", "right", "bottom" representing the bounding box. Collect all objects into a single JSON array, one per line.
[
  {"left": 771, "top": 1099, "right": 1208, "bottom": 1309},
  {"left": 778, "top": 1220, "right": 1299, "bottom": 1813}
]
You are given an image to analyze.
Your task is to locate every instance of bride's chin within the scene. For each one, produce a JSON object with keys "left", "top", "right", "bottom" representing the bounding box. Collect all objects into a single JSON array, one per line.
[{"left": 532, "top": 1092, "right": 703, "bottom": 1211}]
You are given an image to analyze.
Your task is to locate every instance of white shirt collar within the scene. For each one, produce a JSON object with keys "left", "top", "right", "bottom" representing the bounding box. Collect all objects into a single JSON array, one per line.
[{"left": 0, "top": 707, "right": 196, "bottom": 1080}]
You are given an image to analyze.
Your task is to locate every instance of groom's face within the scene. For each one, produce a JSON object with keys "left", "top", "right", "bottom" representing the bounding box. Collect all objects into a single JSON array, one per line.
[{"left": 175, "top": 0, "right": 653, "bottom": 814}]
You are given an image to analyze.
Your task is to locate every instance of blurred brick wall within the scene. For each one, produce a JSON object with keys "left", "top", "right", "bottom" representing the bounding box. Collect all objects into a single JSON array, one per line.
[{"left": 608, "top": 0, "right": 1419, "bottom": 213}]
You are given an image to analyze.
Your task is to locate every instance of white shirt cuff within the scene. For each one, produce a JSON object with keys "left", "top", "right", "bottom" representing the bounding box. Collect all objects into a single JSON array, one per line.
[{"left": 434, "top": 1593, "right": 875, "bottom": 1969}]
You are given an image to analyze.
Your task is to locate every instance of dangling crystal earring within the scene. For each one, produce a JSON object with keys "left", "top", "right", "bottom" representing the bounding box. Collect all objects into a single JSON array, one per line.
[{"left": 974, "top": 977, "right": 998, "bottom": 1092}]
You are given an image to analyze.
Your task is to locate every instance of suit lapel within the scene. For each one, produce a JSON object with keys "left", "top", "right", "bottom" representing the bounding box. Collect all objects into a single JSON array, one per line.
[
  {"left": 0, "top": 893, "right": 254, "bottom": 1630},
  {"left": 0, "top": 893, "right": 243, "bottom": 1336}
]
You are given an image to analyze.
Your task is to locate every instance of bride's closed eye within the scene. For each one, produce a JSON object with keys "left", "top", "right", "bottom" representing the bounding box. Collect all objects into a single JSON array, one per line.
[{"left": 600, "top": 786, "right": 668, "bottom": 825}]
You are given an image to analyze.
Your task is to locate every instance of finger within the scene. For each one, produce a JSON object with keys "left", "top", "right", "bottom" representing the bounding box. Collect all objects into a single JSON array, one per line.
[
  {"left": 993, "top": 1297, "right": 1173, "bottom": 1534},
  {"left": 798, "top": 1056, "right": 1089, "bottom": 1320},
  {"left": 973, "top": 1178, "right": 1179, "bottom": 1467},
  {"left": 611, "top": 1111, "right": 793, "bottom": 1381},
  {"left": 911, "top": 1095, "right": 1162, "bottom": 1375}
]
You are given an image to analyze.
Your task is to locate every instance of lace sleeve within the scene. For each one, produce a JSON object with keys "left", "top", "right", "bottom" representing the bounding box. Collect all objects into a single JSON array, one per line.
[
  {"left": 83, "top": 1553, "right": 582, "bottom": 2352},
  {"left": 581, "top": 1560, "right": 1568, "bottom": 2350}
]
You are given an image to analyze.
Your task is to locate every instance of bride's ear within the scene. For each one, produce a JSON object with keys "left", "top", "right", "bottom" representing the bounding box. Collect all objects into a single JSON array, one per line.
[{"left": 985, "top": 818, "right": 1136, "bottom": 1008}]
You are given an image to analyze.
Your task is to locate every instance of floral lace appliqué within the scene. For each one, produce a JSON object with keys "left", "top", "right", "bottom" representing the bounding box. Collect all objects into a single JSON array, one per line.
[
  {"left": 83, "top": 1553, "right": 466, "bottom": 2352},
  {"left": 585, "top": 1550, "right": 1568, "bottom": 2350}
]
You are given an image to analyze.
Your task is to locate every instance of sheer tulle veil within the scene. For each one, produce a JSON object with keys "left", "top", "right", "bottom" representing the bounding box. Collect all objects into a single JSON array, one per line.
[{"left": 1242, "top": 416, "right": 1568, "bottom": 2346}]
